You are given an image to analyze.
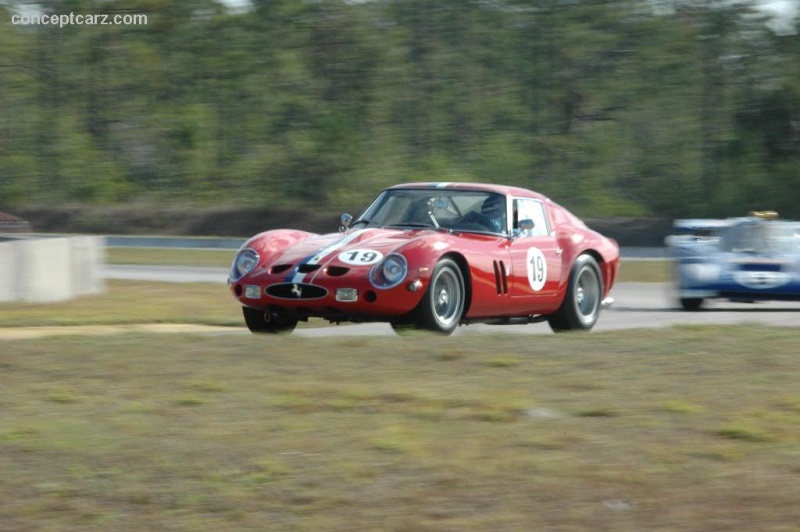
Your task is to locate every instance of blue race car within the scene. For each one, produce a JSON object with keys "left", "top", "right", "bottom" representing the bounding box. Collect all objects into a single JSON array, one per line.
[{"left": 666, "top": 211, "right": 800, "bottom": 310}]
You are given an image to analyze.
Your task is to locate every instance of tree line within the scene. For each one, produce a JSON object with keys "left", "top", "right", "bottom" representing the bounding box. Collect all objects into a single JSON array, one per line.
[{"left": 1, "top": 0, "right": 798, "bottom": 219}]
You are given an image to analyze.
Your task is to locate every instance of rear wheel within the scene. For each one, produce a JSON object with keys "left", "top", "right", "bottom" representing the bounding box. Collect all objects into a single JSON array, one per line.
[
  {"left": 548, "top": 255, "right": 602, "bottom": 332},
  {"left": 411, "top": 258, "right": 465, "bottom": 335},
  {"left": 242, "top": 307, "right": 298, "bottom": 334}
]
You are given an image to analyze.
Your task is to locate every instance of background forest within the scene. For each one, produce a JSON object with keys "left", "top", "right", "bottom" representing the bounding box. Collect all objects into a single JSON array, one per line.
[{"left": 1, "top": 0, "right": 799, "bottom": 225}]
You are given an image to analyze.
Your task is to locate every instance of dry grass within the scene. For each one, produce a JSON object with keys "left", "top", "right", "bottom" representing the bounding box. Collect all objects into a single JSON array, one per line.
[
  {"left": 107, "top": 247, "right": 233, "bottom": 268},
  {"left": 0, "top": 280, "right": 240, "bottom": 327},
  {"left": 617, "top": 259, "right": 671, "bottom": 283},
  {"left": 1, "top": 326, "right": 799, "bottom": 530}
]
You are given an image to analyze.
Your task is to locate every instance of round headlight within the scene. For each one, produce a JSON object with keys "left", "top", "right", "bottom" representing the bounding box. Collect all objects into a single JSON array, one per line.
[
  {"left": 383, "top": 257, "right": 406, "bottom": 283},
  {"left": 230, "top": 248, "right": 259, "bottom": 281},
  {"left": 369, "top": 254, "right": 408, "bottom": 289},
  {"left": 682, "top": 263, "right": 720, "bottom": 283}
]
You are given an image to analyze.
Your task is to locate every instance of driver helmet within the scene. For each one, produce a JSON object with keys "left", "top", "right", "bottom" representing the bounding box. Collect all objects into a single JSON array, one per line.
[{"left": 481, "top": 194, "right": 506, "bottom": 232}]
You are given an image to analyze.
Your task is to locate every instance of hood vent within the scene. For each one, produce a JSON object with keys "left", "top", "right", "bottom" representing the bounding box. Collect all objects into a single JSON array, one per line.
[
  {"left": 297, "top": 264, "right": 322, "bottom": 274},
  {"left": 326, "top": 266, "right": 350, "bottom": 277},
  {"left": 270, "top": 264, "right": 293, "bottom": 274}
]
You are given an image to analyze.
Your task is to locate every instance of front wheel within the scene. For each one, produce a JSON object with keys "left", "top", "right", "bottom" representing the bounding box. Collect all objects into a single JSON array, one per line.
[
  {"left": 242, "top": 307, "right": 298, "bottom": 334},
  {"left": 548, "top": 255, "right": 603, "bottom": 333},
  {"left": 679, "top": 297, "right": 703, "bottom": 311},
  {"left": 412, "top": 258, "right": 465, "bottom": 335}
]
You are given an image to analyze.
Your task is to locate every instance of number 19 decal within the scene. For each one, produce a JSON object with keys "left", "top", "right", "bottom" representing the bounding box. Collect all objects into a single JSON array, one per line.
[
  {"left": 526, "top": 247, "right": 547, "bottom": 292},
  {"left": 338, "top": 249, "right": 384, "bottom": 265}
]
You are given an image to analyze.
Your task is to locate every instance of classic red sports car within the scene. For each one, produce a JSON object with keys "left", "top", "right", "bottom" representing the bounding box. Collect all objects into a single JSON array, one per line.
[{"left": 229, "top": 182, "right": 620, "bottom": 334}]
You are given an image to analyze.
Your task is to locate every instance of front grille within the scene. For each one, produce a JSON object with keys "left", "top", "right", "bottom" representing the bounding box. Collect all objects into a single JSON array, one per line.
[
  {"left": 738, "top": 263, "right": 783, "bottom": 272},
  {"left": 266, "top": 283, "right": 328, "bottom": 300}
]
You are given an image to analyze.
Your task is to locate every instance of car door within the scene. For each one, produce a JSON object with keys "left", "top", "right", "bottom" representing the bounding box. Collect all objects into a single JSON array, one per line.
[{"left": 507, "top": 198, "right": 563, "bottom": 313}]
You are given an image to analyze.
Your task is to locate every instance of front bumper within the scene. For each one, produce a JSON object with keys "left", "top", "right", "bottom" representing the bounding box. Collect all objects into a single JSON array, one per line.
[{"left": 229, "top": 275, "right": 427, "bottom": 320}]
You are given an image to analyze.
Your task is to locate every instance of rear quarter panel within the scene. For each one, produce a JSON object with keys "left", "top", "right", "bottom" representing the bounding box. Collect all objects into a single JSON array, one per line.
[{"left": 549, "top": 203, "right": 620, "bottom": 297}]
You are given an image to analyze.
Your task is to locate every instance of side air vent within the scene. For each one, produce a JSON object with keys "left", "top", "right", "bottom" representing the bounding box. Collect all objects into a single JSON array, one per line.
[{"left": 493, "top": 260, "right": 508, "bottom": 295}]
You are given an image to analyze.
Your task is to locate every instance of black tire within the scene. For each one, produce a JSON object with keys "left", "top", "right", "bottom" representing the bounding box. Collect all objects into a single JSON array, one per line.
[
  {"left": 412, "top": 258, "right": 465, "bottom": 335},
  {"left": 242, "top": 307, "right": 298, "bottom": 334},
  {"left": 548, "top": 254, "right": 603, "bottom": 333},
  {"left": 390, "top": 320, "right": 419, "bottom": 335},
  {"left": 679, "top": 298, "right": 704, "bottom": 311}
]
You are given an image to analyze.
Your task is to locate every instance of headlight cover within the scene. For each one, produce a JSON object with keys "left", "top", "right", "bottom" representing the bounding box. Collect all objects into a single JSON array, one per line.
[
  {"left": 230, "top": 248, "right": 260, "bottom": 282},
  {"left": 369, "top": 253, "right": 408, "bottom": 289}
]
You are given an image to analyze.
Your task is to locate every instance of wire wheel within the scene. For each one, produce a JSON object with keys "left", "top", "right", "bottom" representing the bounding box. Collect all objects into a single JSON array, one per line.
[
  {"left": 574, "top": 263, "right": 601, "bottom": 323},
  {"left": 548, "top": 254, "right": 603, "bottom": 332},
  {"left": 242, "top": 307, "right": 298, "bottom": 334},
  {"left": 416, "top": 258, "right": 465, "bottom": 335}
]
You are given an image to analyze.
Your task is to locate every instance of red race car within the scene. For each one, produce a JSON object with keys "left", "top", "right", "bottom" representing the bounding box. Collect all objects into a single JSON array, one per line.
[{"left": 229, "top": 182, "right": 619, "bottom": 335}]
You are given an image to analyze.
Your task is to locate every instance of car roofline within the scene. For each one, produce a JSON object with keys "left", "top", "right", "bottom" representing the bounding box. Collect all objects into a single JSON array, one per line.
[{"left": 386, "top": 182, "right": 548, "bottom": 201}]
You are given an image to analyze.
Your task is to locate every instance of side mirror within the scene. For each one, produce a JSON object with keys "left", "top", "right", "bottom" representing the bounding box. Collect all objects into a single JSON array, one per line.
[
  {"left": 512, "top": 219, "right": 534, "bottom": 239},
  {"left": 340, "top": 213, "right": 353, "bottom": 232}
]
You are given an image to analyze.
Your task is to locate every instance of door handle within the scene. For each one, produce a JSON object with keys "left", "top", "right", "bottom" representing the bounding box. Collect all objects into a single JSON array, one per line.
[{"left": 556, "top": 248, "right": 563, "bottom": 256}]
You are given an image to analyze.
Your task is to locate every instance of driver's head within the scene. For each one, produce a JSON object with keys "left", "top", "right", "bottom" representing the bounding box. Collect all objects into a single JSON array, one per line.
[{"left": 481, "top": 194, "right": 506, "bottom": 231}]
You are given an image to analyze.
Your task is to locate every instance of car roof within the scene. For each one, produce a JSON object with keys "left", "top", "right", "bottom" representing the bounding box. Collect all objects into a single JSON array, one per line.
[{"left": 387, "top": 182, "right": 548, "bottom": 200}]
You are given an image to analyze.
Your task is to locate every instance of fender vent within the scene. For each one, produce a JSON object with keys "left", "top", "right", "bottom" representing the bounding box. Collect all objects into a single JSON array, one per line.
[{"left": 493, "top": 260, "right": 508, "bottom": 295}]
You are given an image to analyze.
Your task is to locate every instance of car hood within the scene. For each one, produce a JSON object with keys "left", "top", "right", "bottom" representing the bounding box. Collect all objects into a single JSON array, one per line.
[{"left": 270, "top": 227, "right": 438, "bottom": 272}]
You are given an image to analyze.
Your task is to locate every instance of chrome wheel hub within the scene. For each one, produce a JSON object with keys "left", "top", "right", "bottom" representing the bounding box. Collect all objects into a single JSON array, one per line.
[
  {"left": 575, "top": 266, "right": 599, "bottom": 320},
  {"left": 433, "top": 269, "right": 461, "bottom": 326},
  {"left": 437, "top": 289, "right": 449, "bottom": 307}
]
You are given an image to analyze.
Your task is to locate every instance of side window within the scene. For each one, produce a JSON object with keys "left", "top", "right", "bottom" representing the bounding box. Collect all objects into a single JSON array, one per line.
[{"left": 513, "top": 199, "right": 550, "bottom": 237}]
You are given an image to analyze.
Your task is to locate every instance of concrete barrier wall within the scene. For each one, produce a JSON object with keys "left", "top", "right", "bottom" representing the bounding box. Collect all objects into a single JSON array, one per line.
[
  {"left": 0, "top": 240, "right": 16, "bottom": 302},
  {"left": 0, "top": 235, "right": 106, "bottom": 303},
  {"left": 70, "top": 235, "right": 106, "bottom": 296}
]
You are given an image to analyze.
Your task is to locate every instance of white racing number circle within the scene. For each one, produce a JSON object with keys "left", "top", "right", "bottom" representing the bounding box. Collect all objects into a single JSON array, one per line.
[
  {"left": 337, "top": 249, "right": 384, "bottom": 266},
  {"left": 526, "top": 247, "right": 547, "bottom": 292}
]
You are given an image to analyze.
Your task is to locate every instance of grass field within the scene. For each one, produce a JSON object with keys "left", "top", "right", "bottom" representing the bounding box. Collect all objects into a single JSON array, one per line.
[
  {"left": 0, "top": 281, "right": 241, "bottom": 327},
  {"left": 107, "top": 247, "right": 234, "bottom": 268},
  {"left": 1, "top": 327, "right": 799, "bottom": 530},
  {"left": 3, "top": 250, "right": 795, "bottom": 529}
]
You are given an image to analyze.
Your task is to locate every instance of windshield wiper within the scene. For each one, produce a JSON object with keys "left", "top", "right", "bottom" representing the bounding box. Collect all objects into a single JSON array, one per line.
[{"left": 351, "top": 218, "right": 371, "bottom": 227}]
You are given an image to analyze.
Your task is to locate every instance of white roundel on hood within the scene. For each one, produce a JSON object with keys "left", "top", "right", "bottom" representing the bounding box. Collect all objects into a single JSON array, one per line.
[{"left": 337, "top": 249, "right": 385, "bottom": 266}]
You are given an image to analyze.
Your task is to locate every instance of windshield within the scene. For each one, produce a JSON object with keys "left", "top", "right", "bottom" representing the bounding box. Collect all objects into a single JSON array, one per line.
[
  {"left": 354, "top": 188, "right": 508, "bottom": 235},
  {"left": 720, "top": 222, "right": 800, "bottom": 254}
]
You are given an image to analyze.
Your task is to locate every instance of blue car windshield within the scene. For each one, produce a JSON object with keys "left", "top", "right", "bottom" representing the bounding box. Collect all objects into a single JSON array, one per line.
[
  {"left": 720, "top": 222, "right": 800, "bottom": 254},
  {"left": 355, "top": 189, "right": 508, "bottom": 235}
]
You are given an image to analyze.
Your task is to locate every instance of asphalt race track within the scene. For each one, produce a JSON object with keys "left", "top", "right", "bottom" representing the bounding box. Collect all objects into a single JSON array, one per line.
[
  {"left": 296, "top": 282, "right": 800, "bottom": 337},
  {"left": 104, "top": 265, "right": 800, "bottom": 336}
]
